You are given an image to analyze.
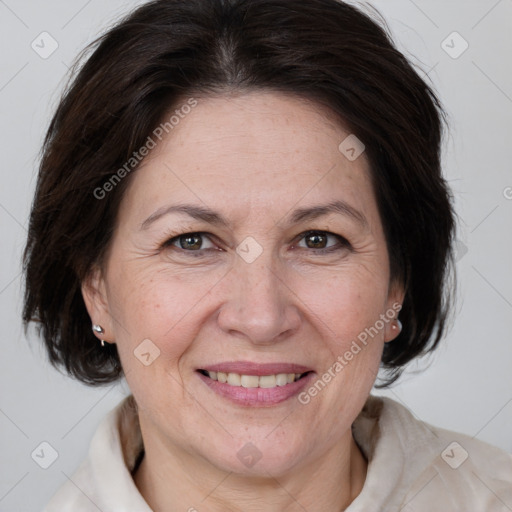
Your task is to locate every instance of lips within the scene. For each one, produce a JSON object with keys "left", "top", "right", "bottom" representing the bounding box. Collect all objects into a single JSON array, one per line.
[{"left": 196, "top": 361, "right": 315, "bottom": 406}]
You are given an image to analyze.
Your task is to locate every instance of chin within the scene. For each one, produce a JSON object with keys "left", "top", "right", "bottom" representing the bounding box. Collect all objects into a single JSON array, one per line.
[{"left": 200, "top": 432, "right": 307, "bottom": 478}]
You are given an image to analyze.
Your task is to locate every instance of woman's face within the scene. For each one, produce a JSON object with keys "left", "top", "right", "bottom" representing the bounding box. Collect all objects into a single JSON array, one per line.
[{"left": 84, "top": 91, "right": 403, "bottom": 476}]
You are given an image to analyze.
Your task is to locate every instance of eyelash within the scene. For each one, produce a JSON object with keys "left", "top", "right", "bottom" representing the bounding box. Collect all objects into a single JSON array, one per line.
[{"left": 161, "top": 230, "right": 351, "bottom": 256}]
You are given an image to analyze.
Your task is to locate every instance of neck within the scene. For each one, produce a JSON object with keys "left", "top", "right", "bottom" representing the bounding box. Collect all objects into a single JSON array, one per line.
[{"left": 133, "top": 427, "right": 367, "bottom": 512}]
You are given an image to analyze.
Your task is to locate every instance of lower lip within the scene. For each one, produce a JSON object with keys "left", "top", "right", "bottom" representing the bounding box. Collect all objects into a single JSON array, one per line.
[{"left": 197, "top": 371, "right": 315, "bottom": 407}]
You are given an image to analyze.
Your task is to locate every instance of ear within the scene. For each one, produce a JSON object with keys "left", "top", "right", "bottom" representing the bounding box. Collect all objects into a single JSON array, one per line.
[
  {"left": 384, "top": 279, "right": 405, "bottom": 343},
  {"left": 81, "top": 265, "right": 114, "bottom": 343}
]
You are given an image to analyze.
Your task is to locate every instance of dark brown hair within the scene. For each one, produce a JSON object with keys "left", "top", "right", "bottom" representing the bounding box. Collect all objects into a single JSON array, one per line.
[{"left": 23, "top": 0, "right": 456, "bottom": 386}]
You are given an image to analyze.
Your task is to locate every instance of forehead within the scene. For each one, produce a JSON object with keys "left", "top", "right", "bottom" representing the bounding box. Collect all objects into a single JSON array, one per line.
[{"left": 119, "top": 91, "right": 377, "bottom": 227}]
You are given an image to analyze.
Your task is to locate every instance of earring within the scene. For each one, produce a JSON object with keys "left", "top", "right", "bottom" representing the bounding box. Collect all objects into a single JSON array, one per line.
[
  {"left": 92, "top": 325, "right": 106, "bottom": 347},
  {"left": 391, "top": 319, "right": 402, "bottom": 333}
]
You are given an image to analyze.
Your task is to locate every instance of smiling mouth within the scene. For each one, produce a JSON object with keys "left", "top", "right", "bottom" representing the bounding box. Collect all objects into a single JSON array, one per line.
[{"left": 198, "top": 370, "right": 312, "bottom": 388}]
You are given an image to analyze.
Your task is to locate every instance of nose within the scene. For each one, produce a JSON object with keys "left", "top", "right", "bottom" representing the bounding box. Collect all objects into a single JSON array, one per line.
[{"left": 216, "top": 256, "right": 302, "bottom": 345}]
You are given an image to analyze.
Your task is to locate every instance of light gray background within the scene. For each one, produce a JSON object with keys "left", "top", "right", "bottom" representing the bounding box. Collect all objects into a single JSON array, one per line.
[{"left": 1, "top": 0, "right": 511, "bottom": 510}]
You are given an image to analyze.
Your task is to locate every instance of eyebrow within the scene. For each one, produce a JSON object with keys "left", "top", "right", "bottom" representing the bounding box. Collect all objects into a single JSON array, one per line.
[{"left": 140, "top": 200, "right": 368, "bottom": 230}]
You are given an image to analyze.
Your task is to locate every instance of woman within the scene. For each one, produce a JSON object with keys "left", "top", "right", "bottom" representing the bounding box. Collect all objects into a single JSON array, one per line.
[{"left": 23, "top": 0, "right": 512, "bottom": 510}]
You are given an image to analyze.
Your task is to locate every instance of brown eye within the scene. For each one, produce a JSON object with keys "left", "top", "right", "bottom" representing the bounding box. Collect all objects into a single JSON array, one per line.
[
  {"left": 296, "top": 230, "right": 349, "bottom": 253},
  {"left": 304, "top": 232, "right": 328, "bottom": 249}
]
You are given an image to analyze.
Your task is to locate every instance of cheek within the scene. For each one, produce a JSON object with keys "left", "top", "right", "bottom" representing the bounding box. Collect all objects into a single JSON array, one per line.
[
  {"left": 107, "top": 267, "right": 211, "bottom": 418},
  {"left": 107, "top": 264, "right": 216, "bottom": 362},
  {"left": 301, "top": 265, "right": 389, "bottom": 341}
]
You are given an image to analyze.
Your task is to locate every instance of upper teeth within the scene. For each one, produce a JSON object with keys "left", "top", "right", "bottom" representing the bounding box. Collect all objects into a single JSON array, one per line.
[{"left": 205, "top": 371, "right": 304, "bottom": 388}]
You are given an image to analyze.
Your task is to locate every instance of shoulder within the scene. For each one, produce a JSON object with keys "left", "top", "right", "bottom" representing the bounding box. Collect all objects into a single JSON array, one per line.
[
  {"left": 404, "top": 419, "right": 512, "bottom": 510},
  {"left": 42, "top": 458, "right": 99, "bottom": 512},
  {"left": 42, "top": 395, "right": 150, "bottom": 512},
  {"left": 363, "top": 395, "right": 512, "bottom": 511}
]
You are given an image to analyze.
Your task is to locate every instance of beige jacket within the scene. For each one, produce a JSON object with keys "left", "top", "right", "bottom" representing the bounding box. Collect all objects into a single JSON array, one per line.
[{"left": 43, "top": 394, "right": 512, "bottom": 511}]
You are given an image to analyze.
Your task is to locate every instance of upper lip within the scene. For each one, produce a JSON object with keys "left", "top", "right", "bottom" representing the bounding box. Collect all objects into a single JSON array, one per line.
[{"left": 199, "top": 361, "right": 314, "bottom": 376}]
